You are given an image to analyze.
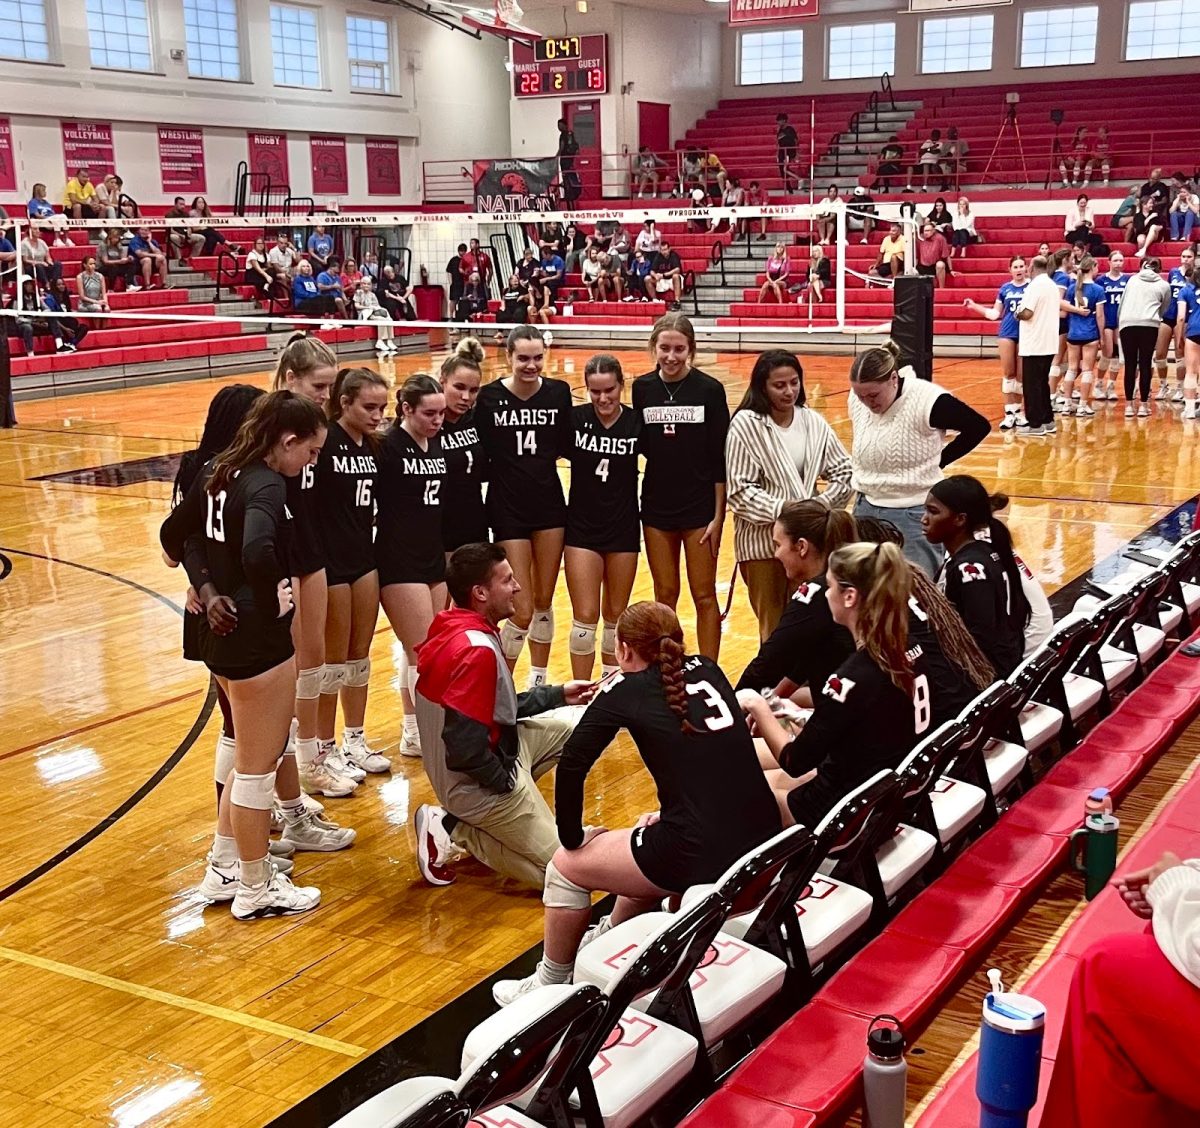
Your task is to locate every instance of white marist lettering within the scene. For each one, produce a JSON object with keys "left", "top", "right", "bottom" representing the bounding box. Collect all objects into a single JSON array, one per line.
[
  {"left": 440, "top": 426, "right": 479, "bottom": 450},
  {"left": 574, "top": 430, "right": 637, "bottom": 455},
  {"left": 494, "top": 407, "right": 559, "bottom": 427},
  {"left": 332, "top": 454, "right": 378, "bottom": 474},
  {"left": 401, "top": 456, "right": 448, "bottom": 474}
]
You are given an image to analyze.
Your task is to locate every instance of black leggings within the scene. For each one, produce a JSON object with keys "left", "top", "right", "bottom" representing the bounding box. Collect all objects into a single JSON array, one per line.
[{"left": 1120, "top": 325, "right": 1158, "bottom": 401}]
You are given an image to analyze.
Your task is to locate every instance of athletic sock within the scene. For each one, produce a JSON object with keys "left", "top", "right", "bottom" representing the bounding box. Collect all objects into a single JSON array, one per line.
[
  {"left": 528, "top": 666, "right": 548, "bottom": 688},
  {"left": 241, "top": 856, "right": 270, "bottom": 886},
  {"left": 296, "top": 737, "right": 319, "bottom": 766},
  {"left": 280, "top": 796, "right": 307, "bottom": 825},
  {"left": 344, "top": 726, "right": 364, "bottom": 742},
  {"left": 403, "top": 714, "right": 419, "bottom": 737},
  {"left": 601, "top": 663, "right": 619, "bottom": 678},
  {"left": 536, "top": 956, "right": 574, "bottom": 986},
  {"left": 212, "top": 833, "right": 238, "bottom": 866}
]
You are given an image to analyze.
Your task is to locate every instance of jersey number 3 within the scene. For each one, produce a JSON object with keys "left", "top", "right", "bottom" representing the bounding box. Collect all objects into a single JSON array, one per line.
[
  {"left": 685, "top": 679, "right": 734, "bottom": 732},
  {"left": 206, "top": 490, "right": 227, "bottom": 542}
]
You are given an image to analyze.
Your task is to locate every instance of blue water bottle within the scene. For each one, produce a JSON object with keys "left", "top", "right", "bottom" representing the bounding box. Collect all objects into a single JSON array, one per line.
[{"left": 975, "top": 969, "right": 1046, "bottom": 1128}]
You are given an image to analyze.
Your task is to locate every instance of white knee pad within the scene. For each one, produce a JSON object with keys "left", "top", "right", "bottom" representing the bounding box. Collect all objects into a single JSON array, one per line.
[
  {"left": 500, "top": 620, "right": 529, "bottom": 660},
  {"left": 543, "top": 858, "right": 592, "bottom": 910},
  {"left": 1186, "top": 374, "right": 1198, "bottom": 391},
  {"left": 568, "top": 620, "right": 597, "bottom": 656},
  {"left": 1050, "top": 364, "right": 1062, "bottom": 381},
  {"left": 1001, "top": 377, "right": 1019, "bottom": 395},
  {"left": 405, "top": 655, "right": 418, "bottom": 695},
  {"left": 1081, "top": 369, "right": 1094, "bottom": 388},
  {"left": 230, "top": 769, "right": 277, "bottom": 810},
  {"left": 343, "top": 656, "right": 370, "bottom": 688},
  {"left": 1155, "top": 358, "right": 1169, "bottom": 374},
  {"left": 296, "top": 666, "right": 322, "bottom": 701},
  {"left": 214, "top": 734, "right": 236, "bottom": 785},
  {"left": 1063, "top": 369, "right": 1077, "bottom": 384},
  {"left": 602, "top": 621, "right": 618, "bottom": 655},
  {"left": 319, "top": 662, "right": 346, "bottom": 695},
  {"left": 529, "top": 608, "right": 555, "bottom": 646}
]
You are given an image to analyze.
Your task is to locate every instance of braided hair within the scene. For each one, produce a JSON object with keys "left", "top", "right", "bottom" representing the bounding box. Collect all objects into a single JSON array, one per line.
[
  {"left": 615, "top": 601, "right": 697, "bottom": 734},
  {"left": 172, "top": 383, "right": 264, "bottom": 505}
]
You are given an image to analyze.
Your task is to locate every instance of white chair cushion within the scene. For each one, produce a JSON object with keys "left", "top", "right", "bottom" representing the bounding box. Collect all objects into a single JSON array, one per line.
[
  {"left": 471, "top": 1108, "right": 545, "bottom": 1128},
  {"left": 981, "top": 738, "right": 1029, "bottom": 795},
  {"left": 1158, "top": 602, "right": 1185, "bottom": 633},
  {"left": 330, "top": 1076, "right": 454, "bottom": 1128},
  {"left": 874, "top": 824, "right": 938, "bottom": 899},
  {"left": 1131, "top": 621, "right": 1166, "bottom": 661},
  {"left": 930, "top": 775, "right": 988, "bottom": 844},
  {"left": 793, "top": 874, "right": 873, "bottom": 968},
  {"left": 1062, "top": 672, "right": 1105, "bottom": 720},
  {"left": 1018, "top": 700, "right": 1063, "bottom": 752},
  {"left": 460, "top": 982, "right": 585, "bottom": 1076},
  {"left": 1180, "top": 580, "right": 1200, "bottom": 615},
  {"left": 1098, "top": 643, "right": 1138, "bottom": 689}
]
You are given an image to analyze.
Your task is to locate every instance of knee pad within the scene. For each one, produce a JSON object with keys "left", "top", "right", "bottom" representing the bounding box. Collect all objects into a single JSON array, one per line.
[
  {"left": 214, "top": 734, "right": 236, "bottom": 785},
  {"left": 1155, "top": 358, "right": 1169, "bottom": 374},
  {"left": 529, "top": 608, "right": 555, "bottom": 646},
  {"left": 1001, "top": 377, "right": 1019, "bottom": 395},
  {"left": 1186, "top": 375, "right": 1198, "bottom": 391},
  {"left": 405, "top": 656, "right": 418, "bottom": 695},
  {"left": 568, "top": 619, "right": 598, "bottom": 656},
  {"left": 1081, "top": 369, "right": 1094, "bottom": 387},
  {"left": 319, "top": 662, "right": 346, "bottom": 695},
  {"left": 601, "top": 621, "right": 618, "bottom": 655},
  {"left": 343, "top": 656, "right": 370, "bottom": 688},
  {"left": 500, "top": 620, "right": 529, "bottom": 660},
  {"left": 543, "top": 858, "right": 592, "bottom": 910},
  {"left": 1063, "top": 369, "right": 1077, "bottom": 383},
  {"left": 230, "top": 769, "right": 277, "bottom": 811},
  {"left": 296, "top": 666, "right": 322, "bottom": 701},
  {"left": 1049, "top": 365, "right": 1062, "bottom": 381}
]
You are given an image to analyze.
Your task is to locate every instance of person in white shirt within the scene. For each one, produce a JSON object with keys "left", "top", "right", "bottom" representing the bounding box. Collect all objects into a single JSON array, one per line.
[
  {"left": 634, "top": 219, "right": 660, "bottom": 259},
  {"left": 1016, "top": 255, "right": 1061, "bottom": 434},
  {"left": 266, "top": 231, "right": 299, "bottom": 282},
  {"left": 354, "top": 277, "right": 396, "bottom": 354},
  {"left": 950, "top": 195, "right": 979, "bottom": 259}
]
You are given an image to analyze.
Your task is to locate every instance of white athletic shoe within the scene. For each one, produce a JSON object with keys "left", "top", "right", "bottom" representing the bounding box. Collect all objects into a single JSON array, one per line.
[
  {"left": 301, "top": 791, "right": 324, "bottom": 814},
  {"left": 493, "top": 965, "right": 561, "bottom": 1007},
  {"left": 198, "top": 855, "right": 240, "bottom": 902},
  {"left": 1054, "top": 395, "right": 1068, "bottom": 412},
  {"left": 1104, "top": 382, "right": 1119, "bottom": 401},
  {"left": 326, "top": 746, "right": 366, "bottom": 783},
  {"left": 579, "top": 915, "right": 612, "bottom": 952},
  {"left": 399, "top": 729, "right": 422, "bottom": 759},
  {"left": 231, "top": 868, "right": 320, "bottom": 920},
  {"left": 299, "top": 757, "right": 358, "bottom": 797},
  {"left": 1172, "top": 387, "right": 1186, "bottom": 403},
  {"left": 999, "top": 412, "right": 1018, "bottom": 430},
  {"left": 281, "top": 810, "right": 357, "bottom": 851},
  {"left": 268, "top": 838, "right": 295, "bottom": 859},
  {"left": 1125, "top": 403, "right": 1136, "bottom": 418},
  {"left": 1076, "top": 403, "right": 1095, "bottom": 417},
  {"left": 1070, "top": 389, "right": 1081, "bottom": 401},
  {"left": 1138, "top": 404, "right": 1151, "bottom": 418},
  {"left": 342, "top": 732, "right": 391, "bottom": 774},
  {"left": 414, "top": 804, "right": 467, "bottom": 886},
  {"left": 1157, "top": 384, "right": 1170, "bottom": 400}
]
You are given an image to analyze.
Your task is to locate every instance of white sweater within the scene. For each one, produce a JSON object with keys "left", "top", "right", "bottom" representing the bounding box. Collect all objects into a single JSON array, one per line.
[
  {"left": 1149, "top": 859, "right": 1200, "bottom": 988},
  {"left": 725, "top": 407, "right": 853, "bottom": 562},
  {"left": 849, "top": 375, "right": 947, "bottom": 508}
]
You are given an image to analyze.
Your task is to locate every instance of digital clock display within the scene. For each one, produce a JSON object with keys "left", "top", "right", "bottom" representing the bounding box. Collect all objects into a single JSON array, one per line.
[{"left": 512, "top": 33, "right": 608, "bottom": 98}]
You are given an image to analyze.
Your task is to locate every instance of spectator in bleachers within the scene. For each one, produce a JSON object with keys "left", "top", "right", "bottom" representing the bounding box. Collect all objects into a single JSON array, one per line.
[
  {"left": 1112, "top": 185, "right": 1140, "bottom": 242},
  {"left": 538, "top": 220, "right": 565, "bottom": 258},
  {"left": 703, "top": 150, "right": 728, "bottom": 197},
  {"left": 460, "top": 237, "right": 494, "bottom": 290},
  {"left": 680, "top": 148, "right": 704, "bottom": 197},
  {"left": 13, "top": 276, "right": 75, "bottom": 354},
  {"left": 63, "top": 168, "right": 101, "bottom": 219},
  {"left": 872, "top": 136, "right": 906, "bottom": 195},
  {"left": 190, "top": 197, "right": 234, "bottom": 256},
  {"left": 608, "top": 220, "right": 633, "bottom": 259},
  {"left": 18, "top": 227, "right": 60, "bottom": 289},
  {"left": 600, "top": 248, "right": 625, "bottom": 300},
  {"left": 814, "top": 184, "right": 841, "bottom": 246},
  {"left": 244, "top": 237, "right": 272, "bottom": 297},
  {"left": 0, "top": 230, "right": 17, "bottom": 284},
  {"left": 633, "top": 220, "right": 660, "bottom": 264},
  {"left": 306, "top": 223, "right": 334, "bottom": 270},
  {"left": 445, "top": 242, "right": 467, "bottom": 317},
  {"left": 354, "top": 276, "right": 396, "bottom": 355},
  {"left": 776, "top": 113, "right": 800, "bottom": 192},
  {"left": 48, "top": 276, "right": 89, "bottom": 350},
  {"left": 916, "top": 221, "right": 951, "bottom": 288},
  {"left": 291, "top": 259, "right": 333, "bottom": 324},
  {"left": 1093, "top": 125, "right": 1113, "bottom": 187},
  {"left": 648, "top": 240, "right": 683, "bottom": 310},
  {"left": 870, "top": 222, "right": 906, "bottom": 280},
  {"left": 1139, "top": 168, "right": 1170, "bottom": 211},
  {"left": 128, "top": 226, "right": 168, "bottom": 290},
  {"left": 267, "top": 231, "right": 299, "bottom": 281},
  {"left": 164, "top": 197, "right": 203, "bottom": 260},
  {"left": 942, "top": 127, "right": 968, "bottom": 190},
  {"left": 797, "top": 245, "right": 831, "bottom": 304},
  {"left": 26, "top": 183, "right": 55, "bottom": 221},
  {"left": 625, "top": 249, "right": 652, "bottom": 302},
  {"left": 495, "top": 272, "right": 529, "bottom": 336},
  {"left": 758, "top": 242, "right": 791, "bottom": 304},
  {"left": 340, "top": 256, "right": 362, "bottom": 294},
  {"left": 531, "top": 245, "right": 564, "bottom": 323},
  {"left": 634, "top": 145, "right": 668, "bottom": 199},
  {"left": 360, "top": 251, "right": 379, "bottom": 281},
  {"left": 379, "top": 265, "right": 415, "bottom": 321},
  {"left": 94, "top": 174, "right": 133, "bottom": 225},
  {"left": 926, "top": 197, "right": 954, "bottom": 241},
  {"left": 907, "top": 129, "right": 945, "bottom": 193},
  {"left": 950, "top": 196, "right": 979, "bottom": 258},
  {"left": 744, "top": 179, "right": 769, "bottom": 240},
  {"left": 75, "top": 255, "right": 109, "bottom": 323},
  {"left": 455, "top": 271, "right": 489, "bottom": 322},
  {"left": 1060, "top": 126, "right": 1095, "bottom": 189},
  {"left": 1131, "top": 195, "right": 1166, "bottom": 254},
  {"left": 1064, "top": 192, "right": 1103, "bottom": 253},
  {"left": 848, "top": 186, "right": 877, "bottom": 244},
  {"left": 555, "top": 224, "right": 582, "bottom": 273},
  {"left": 1169, "top": 184, "right": 1198, "bottom": 242},
  {"left": 315, "top": 255, "right": 348, "bottom": 319},
  {"left": 581, "top": 246, "right": 604, "bottom": 301},
  {"left": 97, "top": 230, "right": 135, "bottom": 291}
]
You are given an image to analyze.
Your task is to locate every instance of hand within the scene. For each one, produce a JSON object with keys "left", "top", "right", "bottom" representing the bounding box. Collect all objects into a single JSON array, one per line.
[
  {"left": 699, "top": 517, "right": 723, "bottom": 559},
  {"left": 736, "top": 688, "right": 767, "bottom": 714},
  {"left": 562, "top": 679, "right": 598, "bottom": 706},
  {"left": 1115, "top": 851, "right": 1181, "bottom": 918},
  {"left": 204, "top": 592, "right": 238, "bottom": 635},
  {"left": 276, "top": 577, "right": 293, "bottom": 618},
  {"left": 184, "top": 586, "right": 203, "bottom": 615},
  {"left": 634, "top": 810, "right": 661, "bottom": 829}
]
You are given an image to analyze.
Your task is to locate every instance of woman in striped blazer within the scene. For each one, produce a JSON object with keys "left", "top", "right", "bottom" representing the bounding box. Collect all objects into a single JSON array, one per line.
[{"left": 726, "top": 349, "right": 853, "bottom": 640}]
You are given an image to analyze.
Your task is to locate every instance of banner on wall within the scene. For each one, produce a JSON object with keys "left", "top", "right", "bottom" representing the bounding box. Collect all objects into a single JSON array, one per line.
[
  {"left": 61, "top": 120, "right": 115, "bottom": 179},
  {"left": 365, "top": 138, "right": 401, "bottom": 196},
  {"left": 472, "top": 157, "right": 557, "bottom": 214},
  {"left": 247, "top": 131, "right": 289, "bottom": 186},
  {"left": 158, "top": 126, "right": 206, "bottom": 194},
  {"left": 310, "top": 135, "right": 348, "bottom": 195},
  {"left": 729, "top": 0, "right": 818, "bottom": 22},
  {"left": 0, "top": 118, "right": 15, "bottom": 192}
]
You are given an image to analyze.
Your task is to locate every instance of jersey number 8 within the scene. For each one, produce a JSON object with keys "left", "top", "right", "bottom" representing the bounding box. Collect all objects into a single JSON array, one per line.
[
  {"left": 912, "top": 673, "right": 931, "bottom": 736},
  {"left": 685, "top": 679, "right": 735, "bottom": 732},
  {"left": 206, "top": 490, "right": 227, "bottom": 543}
]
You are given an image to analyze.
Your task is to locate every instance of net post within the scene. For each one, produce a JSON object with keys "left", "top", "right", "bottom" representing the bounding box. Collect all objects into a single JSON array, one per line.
[{"left": 835, "top": 200, "right": 846, "bottom": 331}]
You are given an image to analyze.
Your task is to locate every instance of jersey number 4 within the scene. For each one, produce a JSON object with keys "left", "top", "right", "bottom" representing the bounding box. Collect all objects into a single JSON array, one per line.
[
  {"left": 206, "top": 490, "right": 227, "bottom": 542},
  {"left": 685, "top": 679, "right": 735, "bottom": 732},
  {"left": 594, "top": 458, "right": 610, "bottom": 482}
]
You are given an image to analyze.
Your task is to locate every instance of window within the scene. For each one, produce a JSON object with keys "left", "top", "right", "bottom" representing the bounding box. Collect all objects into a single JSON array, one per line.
[
  {"left": 827, "top": 22, "right": 894, "bottom": 80},
  {"left": 86, "top": 0, "right": 152, "bottom": 71},
  {"left": 270, "top": 3, "right": 320, "bottom": 88},
  {"left": 346, "top": 15, "right": 391, "bottom": 92},
  {"left": 738, "top": 30, "right": 803, "bottom": 86},
  {"left": 184, "top": 0, "right": 241, "bottom": 80},
  {"left": 1126, "top": 1, "right": 1200, "bottom": 61},
  {"left": 1019, "top": 5, "right": 1098, "bottom": 67},
  {"left": 1, "top": 0, "right": 50, "bottom": 63},
  {"left": 921, "top": 14, "right": 993, "bottom": 74}
]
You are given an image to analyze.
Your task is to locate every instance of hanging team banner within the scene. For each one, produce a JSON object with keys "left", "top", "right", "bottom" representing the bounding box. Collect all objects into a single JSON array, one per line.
[
  {"left": 472, "top": 157, "right": 557, "bottom": 214},
  {"left": 247, "top": 131, "right": 289, "bottom": 186},
  {"left": 157, "top": 126, "right": 206, "bottom": 194},
  {"left": 61, "top": 120, "right": 115, "bottom": 178},
  {"left": 729, "top": 0, "right": 818, "bottom": 22},
  {"left": 310, "top": 135, "right": 348, "bottom": 195},
  {"left": 0, "top": 118, "right": 15, "bottom": 192},
  {"left": 365, "top": 138, "right": 401, "bottom": 196}
]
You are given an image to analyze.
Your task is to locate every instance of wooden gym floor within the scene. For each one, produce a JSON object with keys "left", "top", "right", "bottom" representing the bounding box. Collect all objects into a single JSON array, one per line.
[{"left": 0, "top": 346, "right": 1195, "bottom": 1126}]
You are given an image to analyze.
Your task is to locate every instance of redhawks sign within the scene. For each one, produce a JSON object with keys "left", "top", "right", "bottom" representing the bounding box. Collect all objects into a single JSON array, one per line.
[{"left": 730, "top": 0, "right": 818, "bottom": 22}]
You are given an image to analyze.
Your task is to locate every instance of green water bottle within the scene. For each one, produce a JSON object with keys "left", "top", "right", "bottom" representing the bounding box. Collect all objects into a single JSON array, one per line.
[{"left": 1069, "top": 810, "right": 1120, "bottom": 899}]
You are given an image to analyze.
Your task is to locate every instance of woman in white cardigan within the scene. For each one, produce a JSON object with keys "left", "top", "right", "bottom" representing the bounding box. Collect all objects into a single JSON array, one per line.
[{"left": 725, "top": 349, "right": 852, "bottom": 640}]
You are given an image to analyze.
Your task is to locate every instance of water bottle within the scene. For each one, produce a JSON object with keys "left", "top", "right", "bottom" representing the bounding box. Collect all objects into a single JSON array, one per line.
[
  {"left": 863, "top": 1014, "right": 907, "bottom": 1128},
  {"left": 976, "top": 969, "right": 1045, "bottom": 1128},
  {"left": 1083, "top": 787, "right": 1112, "bottom": 818},
  {"left": 1069, "top": 809, "right": 1120, "bottom": 900}
]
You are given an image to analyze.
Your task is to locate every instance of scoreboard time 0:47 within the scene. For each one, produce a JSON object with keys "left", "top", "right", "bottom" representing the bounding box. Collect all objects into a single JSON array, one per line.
[{"left": 512, "top": 34, "right": 608, "bottom": 98}]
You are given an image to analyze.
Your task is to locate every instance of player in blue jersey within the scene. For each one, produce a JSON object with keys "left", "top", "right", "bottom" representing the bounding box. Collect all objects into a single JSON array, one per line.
[
  {"left": 964, "top": 255, "right": 1028, "bottom": 430},
  {"left": 1178, "top": 274, "right": 1200, "bottom": 420},
  {"left": 1050, "top": 248, "right": 1074, "bottom": 407},
  {"left": 1155, "top": 247, "right": 1194, "bottom": 404},
  {"left": 1060, "top": 256, "right": 1106, "bottom": 417},
  {"left": 1097, "top": 251, "right": 1128, "bottom": 403}
]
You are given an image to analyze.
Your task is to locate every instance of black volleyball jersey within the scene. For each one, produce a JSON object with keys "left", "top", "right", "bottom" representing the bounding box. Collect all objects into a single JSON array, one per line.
[
  {"left": 555, "top": 655, "right": 780, "bottom": 880},
  {"left": 907, "top": 593, "right": 979, "bottom": 727},
  {"left": 938, "top": 541, "right": 1024, "bottom": 678},
  {"left": 439, "top": 409, "right": 488, "bottom": 548},
  {"left": 159, "top": 461, "right": 294, "bottom": 669},
  {"left": 566, "top": 403, "right": 641, "bottom": 550},
  {"left": 736, "top": 576, "right": 855, "bottom": 696},
  {"left": 632, "top": 368, "right": 730, "bottom": 530},
  {"left": 476, "top": 377, "right": 572, "bottom": 525},
  {"left": 285, "top": 454, "right": 325, "bottom": 576},
  {"left": 315, "top": 420, "right": 377, "bottom": 581},
  {"left": 376, "top": 426, "right": 447, "bottom": 579}
]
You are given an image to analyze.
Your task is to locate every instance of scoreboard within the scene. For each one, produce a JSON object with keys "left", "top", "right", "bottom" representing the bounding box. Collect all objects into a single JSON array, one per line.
[{"left": 512, "top": 34, "right": 608, "bottom": 98}]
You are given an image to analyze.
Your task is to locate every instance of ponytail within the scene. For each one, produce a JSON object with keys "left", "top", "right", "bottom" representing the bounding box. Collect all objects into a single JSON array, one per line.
[
  {"left": 208, "top": 390, "right": 326, "bottom": 495},
  {"left": 908, "top": 566, "right": 996, "bottom": 690},
  {"left": 776, "top": 500, "right": 856, "bottom": 559},
  {"left": 615, "top": 601, "right": 697, "bottom": 734},
  {"left": 828, "top": 542, "right": 913, "bottom": 693},
  {"left": 273, "top": 331, "right": 336, "bottom": 390}
]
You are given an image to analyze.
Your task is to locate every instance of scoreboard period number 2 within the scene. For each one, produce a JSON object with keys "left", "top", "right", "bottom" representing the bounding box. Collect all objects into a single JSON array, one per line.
[{"left": 512, "top": 34, "right": 608, "bottom": 98}]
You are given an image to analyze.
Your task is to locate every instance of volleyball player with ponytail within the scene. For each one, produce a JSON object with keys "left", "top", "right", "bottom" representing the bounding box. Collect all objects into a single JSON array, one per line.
[
  {"left": 493, "top": 601, "right": 779, "bottom": 1005},
  {"left": 438, "top": 338, "right": 489, "bottom": 554},
  {"left": 160, "top": 390, "right": 327, "bottom": 918}
]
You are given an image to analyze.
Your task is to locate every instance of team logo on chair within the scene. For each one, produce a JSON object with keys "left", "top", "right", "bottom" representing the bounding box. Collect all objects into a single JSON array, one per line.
[
  {"left": 959, "top": 561, "right": 987, "bottom": 583},
  {"left": 821, "top": 674, "right": 855, "bottom": 703}
]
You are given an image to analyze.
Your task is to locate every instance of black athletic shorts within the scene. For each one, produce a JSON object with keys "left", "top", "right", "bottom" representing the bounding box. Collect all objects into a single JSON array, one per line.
[
  {"left": 916, "top": 262, "right": 942, "bottom": 277},
  {"left": 630, "top": 824, "right": 694, "bottom": 893},
  {"left": 378, "top": 554, "right": 447, "bottom": 588},
  {"left": 207, "top": 650, "right": 294, "bottom": 681},
  {"left": 565, "top": 525, "right": 641, "bottom": 555},
  {"left": 1163, "top": 314, "right": 1179, "bottom": 329},
  {"left": 490, "top": 499, "right": 567, "bottom": 544},
  {"left": 442, "top": 515, "right": 490, "bottom": 552},
  {"left": 326, "top": 563, "right": 376, "bottom": 587},
  {"left": 1189, "top": 335, "right": 1200, "bottom": 347},
  {"left": 1067, "top": 335, "right": 1100, "bottom": 346}
]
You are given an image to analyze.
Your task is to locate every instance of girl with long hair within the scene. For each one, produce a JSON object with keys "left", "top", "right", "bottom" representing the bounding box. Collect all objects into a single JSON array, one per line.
[
  {"left": 632, "top": 313, "right": 730, "bottom": 659},
  {"left": 564, "top": 355, "right": 641, "bottom": 679},
  {"left": 438, "top": 337, "right": 489, "bottom": 554},
  {"left": 1155, "top": 246, "right": 1194, "bottom": 406},
  {"left": 1098, "top": 250, "right": 1128, "bottom": 406},
  {"left": 160, "top": 390, "right": 327, "bottom": 918},
  {"left": 963, "top": 256, "right": 1027, "bottom": 429},
  {"left": 492, "top": 601, "right": 780, "bottom": 1005},
  {"left": 1059, "top": 255, "right": 1106, "bottom": 417},
  {"left": 726, "top": 350, "right": 852, "bottom": 639},
  {"left": 475, "top": 324, "right": 573, "bottom": 686},
  {"left": 758, "top": 242, "right": 790, "bottom": 304}
]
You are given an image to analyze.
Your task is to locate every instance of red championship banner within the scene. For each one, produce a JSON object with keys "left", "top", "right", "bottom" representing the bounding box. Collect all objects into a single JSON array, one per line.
[
  {"left": 365, "top": 138, "right": 401, "bottom": 196},
  {"left": 157, "top": 126, "right": 206, "bottom": 194},
  {"left": 0, "top": 117, "right": 16, "bottom": 192},
  {"left": 730, "top": 0, "right": 818, "bottom": 22},
  {"left": 61, "top": 120, "right": 115, "bottom": 178},
  {"left": 247, "top": 130, "right": 289, "bottom": 185},
  {"left": 310, "top": 135, "right": 348, "bottom": 195}
]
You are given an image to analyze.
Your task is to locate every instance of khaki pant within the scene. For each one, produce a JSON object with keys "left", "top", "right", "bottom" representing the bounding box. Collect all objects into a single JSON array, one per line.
[
  {"left": 740, "top": 558, "right": 791, "bottom": 642},
  {"left": 449, "top": 707, "right": 580, "bottom": 888}
]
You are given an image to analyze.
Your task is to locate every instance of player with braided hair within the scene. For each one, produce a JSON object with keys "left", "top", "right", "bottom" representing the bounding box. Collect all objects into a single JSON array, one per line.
[{"left": 493, "top": 600, "right": 780, "bottom": 1006}]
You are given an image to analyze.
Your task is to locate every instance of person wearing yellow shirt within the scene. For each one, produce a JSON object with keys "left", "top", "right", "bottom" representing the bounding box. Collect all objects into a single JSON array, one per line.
[
  {"left": 63, "top": 168, "right": 102, "bottom": 219},
  {"left": 870, "top": 222, "right": 907, "bottom": 279}
]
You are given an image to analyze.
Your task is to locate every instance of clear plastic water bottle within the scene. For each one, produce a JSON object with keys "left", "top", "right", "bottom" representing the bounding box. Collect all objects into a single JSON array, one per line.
[{"left": 863, "top": 1014, "right": 907, "bottom": 1128}]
